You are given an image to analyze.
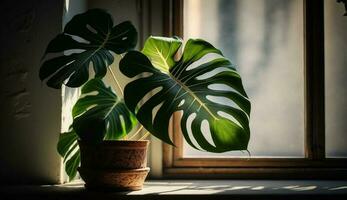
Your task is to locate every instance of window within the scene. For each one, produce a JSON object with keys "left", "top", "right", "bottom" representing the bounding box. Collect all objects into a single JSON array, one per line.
[
  {"left": 324, "top": 0, "right": 347, "bottom": 158},
  {"left": 162, "top": 0, "right": 347, "bottom": 178},
  {"left": 183, "top": 0, "right": 304, "bottom": 158}
]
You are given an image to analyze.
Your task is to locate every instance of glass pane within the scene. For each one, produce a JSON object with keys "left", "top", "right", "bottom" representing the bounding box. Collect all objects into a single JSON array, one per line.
[
  {"left": 183, "top": 0, "right": 304, "bottom": 157},
  {"left": 325, "top": 1, "right": 347, "bottom": 157}
]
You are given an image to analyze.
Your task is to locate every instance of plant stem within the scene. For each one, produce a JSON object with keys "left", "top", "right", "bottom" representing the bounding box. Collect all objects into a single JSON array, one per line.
[
  {"left": 107, "top": 54, "right": 148, "bottom": 141},
  {"left": 107, "top": 66, "right": 131, "bottom": 140},
  {"left": 139, "top": 131, "right": 150, "bottom": 140},
  {"left": 128, "top": 125, "right": 144, "bottom": 140},
  {"left": 107, "top": 66, "right": 124, "bottom": 96}
]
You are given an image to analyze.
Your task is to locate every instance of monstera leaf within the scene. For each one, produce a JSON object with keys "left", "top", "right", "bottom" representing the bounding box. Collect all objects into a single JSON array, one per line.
[
  {"left": 72, "top": 78, "right": 137, "bottom": 140},
  {"left": 39, "top": 9, "right": 137, "bottom": 89},
  {"left": 120, "top": 37, "right": 251, "bottom": 152},
  {"left": 57, "top": 128, "right": 80, "bottom": 180}
]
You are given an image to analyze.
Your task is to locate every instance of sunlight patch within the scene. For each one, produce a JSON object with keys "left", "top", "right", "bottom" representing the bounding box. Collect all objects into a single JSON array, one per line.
[
  {"left": 64, "top": 141, "right": 79, "bottom": 161},
  {"left": 119, "top": 115, "right": 126, "bottom": 135},
  {"left": 64, "top": 49, "right": 86, "bottom": 56},
  {"left": 186, "top": 53, "right": 224, "bottom": 71},
  {"left": 133, "top": 72, "right": 153, "bottom": 81},
  {"left": 152, "top": 102, "right": 164, "bottom": 124},
  {"left": 217, "top": 111, "right": 242, "bottom": 129},
  {"left": 201, "top": 119, "right": 216, "bottom": 147},
  {"left": 208, "top": 83, "right": 239, "bottom": 94},
  {"left": 178, "top": 99, "right": 185, "bottom": 107},
  {"left": 196, "top": 67, "right": 233, "bottom": 80},
  {"left": 186, "top": 113, "right": 202, "bottom": 150},
  {"left": 66, "top": 33, "right": 90, "bottom": 44},
  {"left": 86, "top": 24, "right": 98, "bottom": 34},
  {"left": 136, "top": 86, "right": 163, "bottom": 113},
  {"left": 206, "top": 95, "right": 240, "bottom": 110},
  {"left": 83, "top": 90, "right": 99, "bottom": 97}
]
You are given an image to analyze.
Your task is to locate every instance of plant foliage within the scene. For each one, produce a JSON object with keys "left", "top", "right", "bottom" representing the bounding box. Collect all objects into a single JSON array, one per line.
[
  {"left": 39, "top": 9, "right": 137, "bottom": 89},
  {"left": 120, "top": 36, "right": 251, "bottom": 152}
]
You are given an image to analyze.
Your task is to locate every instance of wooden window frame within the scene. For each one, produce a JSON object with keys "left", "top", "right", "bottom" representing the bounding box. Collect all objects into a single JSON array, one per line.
[{"left": 162, "top": 0, "right": 347, "bottom": 179}]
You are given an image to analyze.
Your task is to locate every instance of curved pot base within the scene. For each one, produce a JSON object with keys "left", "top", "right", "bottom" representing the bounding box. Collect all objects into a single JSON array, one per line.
[{"left": 78, "top": 167, "right": 150, "bottom": 191}]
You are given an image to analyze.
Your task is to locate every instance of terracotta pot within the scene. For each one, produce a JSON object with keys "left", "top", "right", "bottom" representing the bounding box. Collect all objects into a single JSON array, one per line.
[{"left": 78, "top": 140, "right": 150, "bottom": 191}]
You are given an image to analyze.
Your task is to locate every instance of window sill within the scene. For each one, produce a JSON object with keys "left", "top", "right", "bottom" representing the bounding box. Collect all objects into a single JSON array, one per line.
[{"left": 2, "top": 180, "right": 347, "bottom": 199}]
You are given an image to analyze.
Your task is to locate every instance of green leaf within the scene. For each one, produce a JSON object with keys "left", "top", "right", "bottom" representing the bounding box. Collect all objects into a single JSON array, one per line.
[
  {"left": 65, "top": 151, "right": 80, "bottom": 181},
  {"left": 120, "top": 37, "right": 251, "bottom": 152},
  {"left": 39, "top": 9, "right": 137, "bottom": 89},
  {"left": 141, "top": 36, "right": 182, "bottom": 73},
  {"left": 73, "top": 78, "right": 137, "bottom": 140},
  {"left": 57, "top": 128, "right": 80, "bottom": 180},
  {"left": 57, "top": 128, "right": 78, "bottom": 157}
]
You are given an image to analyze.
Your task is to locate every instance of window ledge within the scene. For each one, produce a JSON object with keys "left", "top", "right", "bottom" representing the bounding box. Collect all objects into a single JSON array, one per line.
[{"left": 2, "top": 180, "right": 347, "bottom": 199}]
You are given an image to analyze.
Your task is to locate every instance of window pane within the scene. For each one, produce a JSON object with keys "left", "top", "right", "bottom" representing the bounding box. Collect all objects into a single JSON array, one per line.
[
  {"left": 183, "top": 0, "right": 304, "bottom": 157},
  {"left": 324, "top": 1, "right": 347, "bottom": 157}
]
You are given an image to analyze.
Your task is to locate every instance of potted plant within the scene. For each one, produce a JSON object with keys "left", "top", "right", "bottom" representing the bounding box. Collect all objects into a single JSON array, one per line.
[
  {"left": 40, "top": 9, "right": 149, "bottom": 190},
  {"left": 39, "top": 9, "right": 251, "bottom": 191},
  {"left": 57, "top": 79, "right": 149, "bottom": 191}
]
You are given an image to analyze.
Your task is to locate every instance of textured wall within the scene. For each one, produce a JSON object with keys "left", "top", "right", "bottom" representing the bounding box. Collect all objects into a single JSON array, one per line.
[{"left": 0, "top": 0, "right": 64, "bottom": 184}]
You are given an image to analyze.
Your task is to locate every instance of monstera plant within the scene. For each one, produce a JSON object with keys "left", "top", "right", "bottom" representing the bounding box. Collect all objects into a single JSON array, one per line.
[
  {"left": 120, "top": 37, "right": 250, "bottom": 153},
  {"left": 39, "top": 9, "right": 250, "bottom": 190},
  {"left": 39, "top": 9, "right": 138, "bottom": 181}
]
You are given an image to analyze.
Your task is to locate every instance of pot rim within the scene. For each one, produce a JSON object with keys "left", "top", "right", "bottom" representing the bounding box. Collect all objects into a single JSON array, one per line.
[
  {"left": 78, "top": 167, "right": 150, "bottom": 173},
  {"left": 78, "top": 140, "right": 150, "bottom": 147}
]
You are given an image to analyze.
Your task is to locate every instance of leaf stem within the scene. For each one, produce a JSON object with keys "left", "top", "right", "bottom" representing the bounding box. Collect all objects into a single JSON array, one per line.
[
  {"left": 128, "top": 125, "right": 144, "bottom": 140},
  {"left": 107, "top": 66, "right": 124, "bottom": 96},
  {"left": 139, "top": 131, "right": 150, "bottom": 140},
  {"left": 107, "top": 53, "right": 149, "bottom": 141}
]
